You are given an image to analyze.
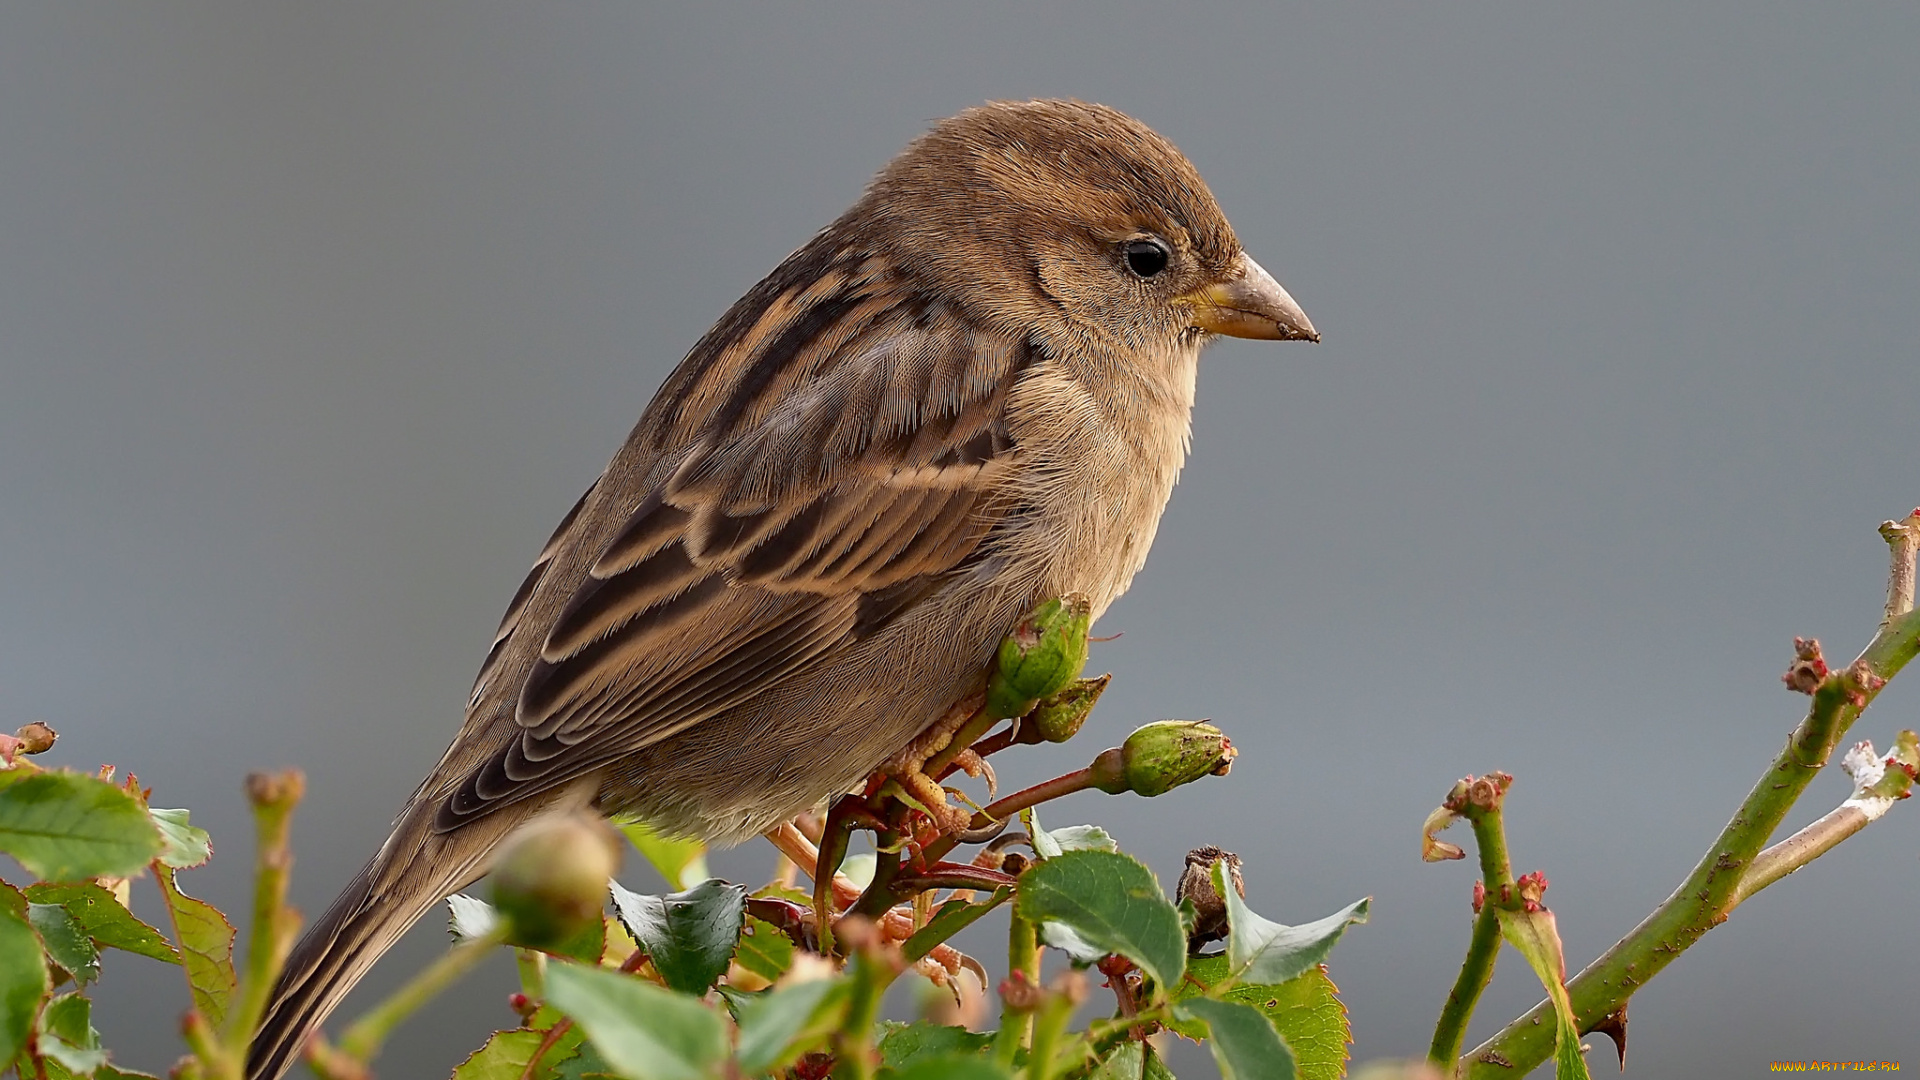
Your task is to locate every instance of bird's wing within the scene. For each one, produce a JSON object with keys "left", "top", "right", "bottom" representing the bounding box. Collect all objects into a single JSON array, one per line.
[{"left": 437, "top": 268, "right": 1036, "bottom": 830}]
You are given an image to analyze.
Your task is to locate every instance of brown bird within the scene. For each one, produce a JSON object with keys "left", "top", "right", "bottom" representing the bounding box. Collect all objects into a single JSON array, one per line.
[{"left": 247, "top": 99, "right": 1315, "bottom": 1078}]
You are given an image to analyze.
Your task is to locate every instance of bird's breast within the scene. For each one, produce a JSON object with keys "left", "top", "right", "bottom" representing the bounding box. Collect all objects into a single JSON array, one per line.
[{"left": 998, "top": 345, "right": 1199, "bottom": 619}]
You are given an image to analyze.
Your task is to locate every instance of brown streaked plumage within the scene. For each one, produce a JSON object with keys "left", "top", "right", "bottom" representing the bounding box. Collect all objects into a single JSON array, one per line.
[{"left": 247, "top": 99, "right": 1315, "bottom": 1079}]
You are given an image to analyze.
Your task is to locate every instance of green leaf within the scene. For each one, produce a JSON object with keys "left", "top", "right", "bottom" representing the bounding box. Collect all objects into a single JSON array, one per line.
[
  {"left": 544, "top": 961, "right": 727, "bottom": 1080},
  {"left": 154, "top": 866, "right": 235, "bottom": 1028},
  {"left": 1220, "top": 864, "right": 1369, "bottom": 988},
  {"left": 1173, "top": 957, "right": 1350, "bottom": 1080},
  {"left": 147, "top": 809, "right": 211, "bottom": 870},
  {"left": 96, "top": 1066, "right": 162, "bottom": 1079},
  {"left": 1089, "top": 1042, "right": 1177, "bottom": 1080},
  {"left": 734, "top": 977, "right": 848, "bottom": 1075},
  {"left": 447, "top": 893, "right": 502, "bottom": 944},
  {"left": 0, "top": 772, "right": 162, "bottom": 881},
  {"left": 0, "top": 902, "right": 49, "bottom": 1063},
  {"left": 1175, "top": 997, "right": 1297, "bottom": 1080},
  {"left": 608, "top": 879, "right": 745, "bottom": 995},
  {"left": 23, "top": 883, "right": 178, "bottom": 965},
  {"left": 1021, "top": 807, "right": 1116, "bottom": 859},
  {"left": 901, "top": 888, "right": 1012, "bottom": 964},
  {"left": 881, "top": 1053, "right": 1013, "bottom": 1080},
  {"left": 614, "top": 819, "right": 710, "bottom": 891},
  {"left": 28, "top": 903, "right": 100, "bottom": 984},
  {"left": 877, "top": 1022, "right": 995, "bottom": 1070},
  {"left": 38, "top": 991, "right": 108, "bottom": 1076},
  {"left": 1495, "top": 905, "right": 1591, "bottom": 1080},
  {"left": 1014, "top": 850, "right": 1185, "bottom": 990},
  {"left": 451, "top": 1029, "right": 548, "bottom": 1080},
  {"left": 733, "top": 915, "right": 795, "bottom": 982}
]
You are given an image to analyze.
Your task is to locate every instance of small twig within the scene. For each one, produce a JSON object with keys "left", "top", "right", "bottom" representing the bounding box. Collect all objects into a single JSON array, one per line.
[
  {"left": 335, "top": 929, "right": 505, "bottom": 1063},
  {"left": 1427, "top": 773, "right": 1514, "bottom": 1070},
  {"left": 1727, "top": 732, "right": 1918, "bottom": 910},
  {"left": 222, "top": 770, "right": 306, "bottom": 1071},
  {"left": 1881, "top": 509, "right": 1919, "bottom": 626},
  {"left": 1462, "top": 516, "right": 1920, "bottom": 1077},
  {"left": 921, "top": 764, "right": 1104, "bottom": 865}
]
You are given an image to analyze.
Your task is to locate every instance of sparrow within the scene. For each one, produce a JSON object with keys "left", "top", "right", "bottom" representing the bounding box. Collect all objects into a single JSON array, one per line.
[{"left": 248, "top": 99, "right": 1315, "bottom": 1079}]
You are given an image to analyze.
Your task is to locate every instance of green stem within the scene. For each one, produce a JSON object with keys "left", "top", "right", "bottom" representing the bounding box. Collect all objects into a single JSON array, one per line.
[
  {"left": 1026, "top": 986, "right": 1076, "bottom": 1080},
  {"left": 1428, "top": 906, "right": 1500, "bottom": 1070},
  {"left": 1003, "top": 912, "right": 1041, "bottom": 1053},
  {"left": 1427, "top": 780, "right": 1515, "bottom": 1072},
  {"left": 224, "top": 770, "right": 304, "bottom": 1059},
  {"left": 1461, "top": 607, "right": 1920, "bottom": 1077},
  {"left": 335, "top": 930, "right": 503, "bottom": 1063}
]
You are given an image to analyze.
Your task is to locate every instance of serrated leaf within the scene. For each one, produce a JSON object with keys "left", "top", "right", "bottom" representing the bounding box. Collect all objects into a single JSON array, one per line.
[
  {"left": 1090, "top": 1042, "right": 1178, "bottom": 1080},
  {"left": 447, "top": 893, "right": 501, "bottom": 944},
  {"left": 0, "top": 902, "right": 49, "bottom": 1063},
  {"left": 608, "top": 879, "right": 745, "bottom": 995},
  {"left": 154, "top": 866, "right": 235, "bottom": 1027},
  {"left": 551, "top": 1034, "right": 617, "bottom": 1080},
  {"left": 544, "top": 961, "right": 727, "bottom": 1080},
  {"left": 96, "top": 1066, "right": 161, "bottom": 1079},
  {"left": 1175, "top": 997, "right": 1297, "bottom": 1080},
  {"left": 1173, "top": 957, "right": 1350, "bottom": 1080},
  {"left": 38, "top": 992, "right": 108, "bottom": 1076},
  {"left": 615, "top": 820, "right": 709, "bottom": 891},
  {"left": 881, "top": 1053, "right": 1013, "bottom": 1080},
  {"left": 24, "top": 883, "right": 178, "bottom": 965},
  {"left": 147, "top": 808, "right": 211, "bottom": 870},
  {"left": 451, "top": 1029, "right": 548, "bottom": 1080},
  {"left": 1014, "top": 850, "right": 1185, "bottom": 990},
  {"left": 1220, "top": 864, "right": 1369, "bottom": 988},
  {"left": 733, "top": 915, "right": 795, "bottom": 982},
  {"left": 1495, "top": 905, "right": 1591, "bottom": 1080},
  {"left": 0, "top": 772, "right": 162, "bottom": 880},
  {"left": 1022, "top": 807, "right": 1116, "bottom": 858},
  {"left": 901, "top": 888, "right": 1012, "bottom": 964},
  {"left": 28, "top": 903, "right": 100, "bottom": 984},
  {"left": 876, "top": 1022, "right": 995, "bottom": 1070},
  {"left": 734, "top": 977, "right": 848, "bottom": 1075}
]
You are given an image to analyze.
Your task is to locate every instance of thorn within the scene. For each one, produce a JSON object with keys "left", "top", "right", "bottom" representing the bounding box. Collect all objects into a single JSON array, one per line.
[{"left": 1586, "top": 1003, "right": 1628, "bottom": 1071}]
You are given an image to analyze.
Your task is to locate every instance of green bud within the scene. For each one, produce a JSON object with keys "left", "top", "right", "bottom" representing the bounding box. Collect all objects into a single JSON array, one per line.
[
  {"left": 490, "top": 812, "right": 620, "bottom": 950},
  {"left": 984, "top": 594, "right": 1093, "bottom": 720},
  {"left": 1025, "top": 674, "right": 1110, "bottom": 744},
  {"left": 1096, "top": 720, "right": 1236, "bottom": 798}
]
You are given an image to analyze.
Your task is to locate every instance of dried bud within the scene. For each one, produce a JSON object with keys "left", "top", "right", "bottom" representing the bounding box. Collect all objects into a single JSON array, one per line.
[
  {"left": 1782, "top": 637, "right": 1828, "bottom": 694},
  {"left": 490, "top": 812, "right": 619, "bottom": 949},
  {"left": 1025, "top": 674, "right": 1110, "bottom": 744},
  {"left": 13, "top": 723, "right": 55, "bottom": 755},
  {"left": 1421, "top": 805, "right": 1466, "bottom": 862},
  {"left": 1175, "top": 846, "right": 1245, "bottom": 952},
  {"left": 984, "top": 595, "right": 1092, "bottom": 719},
  {"left": 1471, "top": 880, "right": 1487, "bottom": 914},
  {"left": 1514, "top": 870, "right": 1549, "bottom": 913},
  {"left": 1088, "top": 720, "right": 1236, "bottom": 797}
]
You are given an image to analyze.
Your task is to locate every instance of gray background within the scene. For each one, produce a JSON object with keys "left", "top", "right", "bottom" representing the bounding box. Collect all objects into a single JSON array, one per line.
[{"left": 3, "top": 3, "right": 1916, "bottom": 1077}]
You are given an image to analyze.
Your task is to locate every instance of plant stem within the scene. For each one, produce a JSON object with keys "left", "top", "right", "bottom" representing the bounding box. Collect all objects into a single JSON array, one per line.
[
  {"left": 335, "top": 930, "right": 503, "bottom": 1063},
  {"left": 1427, "top": 776, "right": 1514, "bottom": 1071},
  {"left": 922, "top": 767, "right": 1098, "bottom": 865},
  {"left": 1003, "top": 912, "right": 1041, "bottom": 1052},
  {"left": 1461, "top": 606, "right": 1920, "bottom": 1077},
  {"left": 224, "top": 770, "right": 305, "bottom": 1065}
]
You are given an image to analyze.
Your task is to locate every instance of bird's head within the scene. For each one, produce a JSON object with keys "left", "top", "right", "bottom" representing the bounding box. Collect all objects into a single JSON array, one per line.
[{"left": 860, "top": 99, "right": 1317, "bottom": 351}]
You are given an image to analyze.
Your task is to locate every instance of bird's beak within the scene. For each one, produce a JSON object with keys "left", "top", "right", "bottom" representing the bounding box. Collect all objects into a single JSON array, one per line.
[{"left": 1181, "top": 253, "right": 1319, "bottom": 342}]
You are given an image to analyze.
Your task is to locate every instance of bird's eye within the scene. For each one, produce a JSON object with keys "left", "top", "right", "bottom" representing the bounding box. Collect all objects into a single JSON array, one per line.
[{"left": 1122, "top": 238, "right": 1171, "bottom": 279}]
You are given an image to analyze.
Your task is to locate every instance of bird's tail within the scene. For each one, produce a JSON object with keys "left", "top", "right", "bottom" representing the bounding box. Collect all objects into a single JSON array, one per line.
[{"left": 243, "top": 804, "right": 509, "bottom": 1080}]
